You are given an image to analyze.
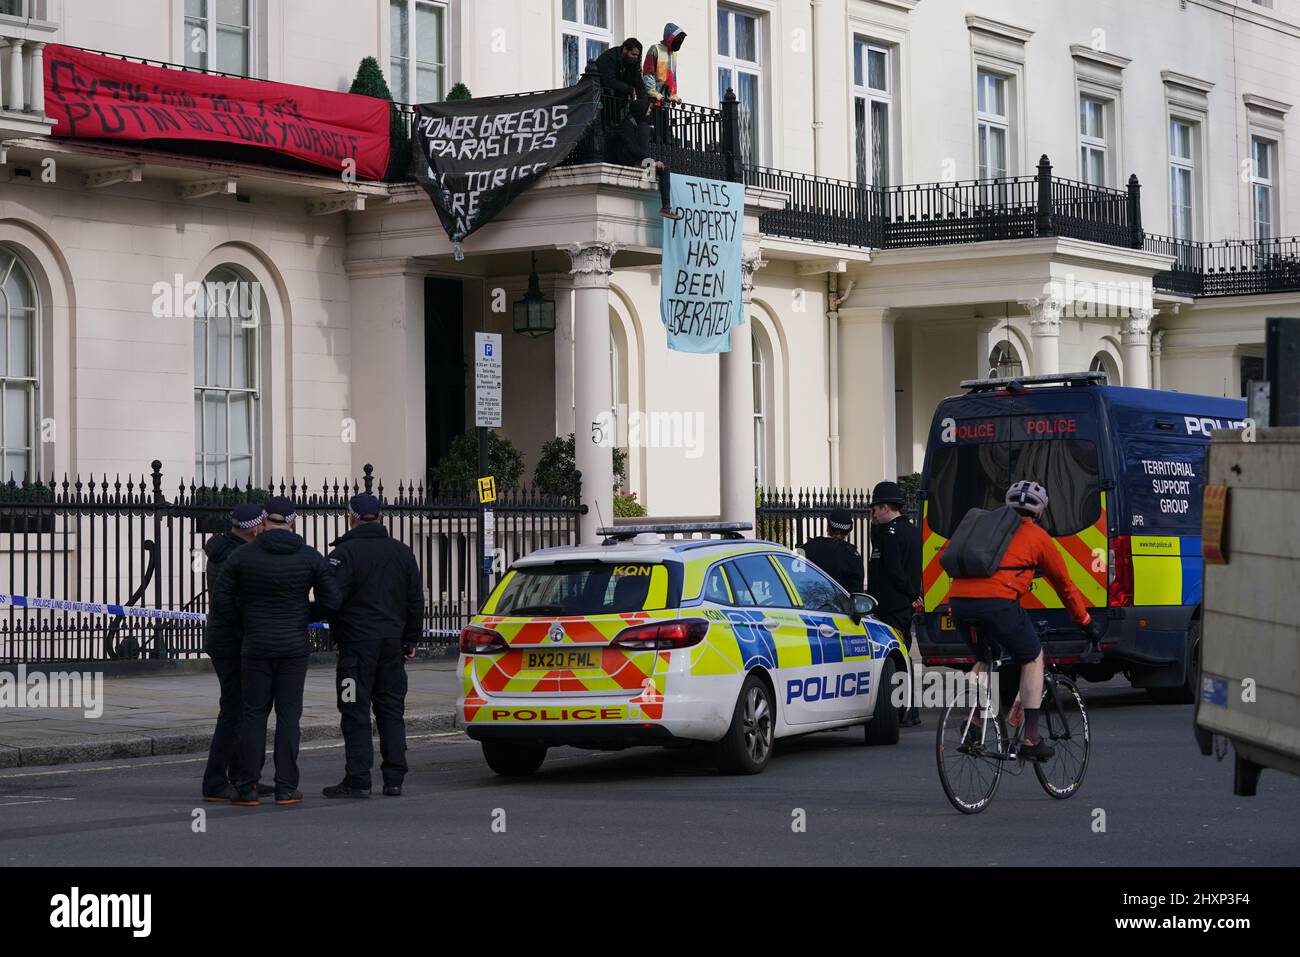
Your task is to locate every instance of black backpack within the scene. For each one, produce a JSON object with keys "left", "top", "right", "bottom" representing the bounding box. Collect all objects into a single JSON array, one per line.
[{"left": 939, "top": 506, "right": 1031, "bottom": 579}]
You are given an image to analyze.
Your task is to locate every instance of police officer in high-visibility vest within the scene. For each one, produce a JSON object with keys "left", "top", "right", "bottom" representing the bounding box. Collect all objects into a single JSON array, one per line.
[
  {"left": 800, "top": 508, "right": 864, "bottom": 595},
  {"left": 868, "top": 481, "right": 923, "bottom": 727}
]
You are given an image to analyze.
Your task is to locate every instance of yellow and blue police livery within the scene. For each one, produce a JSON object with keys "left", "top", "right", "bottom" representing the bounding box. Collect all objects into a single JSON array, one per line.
[
  {"left": 916, "top": 371, "right": 1247, "bottom": 703},
  {"left": 457, "top": 523, "right": 907, "bottom": 777}
]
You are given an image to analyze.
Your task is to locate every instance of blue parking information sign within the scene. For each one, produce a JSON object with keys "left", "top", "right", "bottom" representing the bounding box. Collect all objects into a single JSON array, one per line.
[{"left": 475, "top": 331, "right": 502, "bottom": 428}]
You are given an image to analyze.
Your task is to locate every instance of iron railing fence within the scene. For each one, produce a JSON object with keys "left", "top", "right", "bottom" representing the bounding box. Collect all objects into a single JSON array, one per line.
[
  {"left": 0, "top": 464, "right": 580, "bottom": 664},
  {"left": 1147, "top": 233, "right": 1300, "bottom": 297},
  {"left": 755, "top": 487, "right": 920, "bottom": 558},
  {"left": 744, "top": 165, "right": 876, "bottom": 247}
]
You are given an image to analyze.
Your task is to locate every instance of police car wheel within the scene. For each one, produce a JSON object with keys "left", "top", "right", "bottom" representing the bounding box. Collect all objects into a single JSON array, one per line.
[
  {"left": 481, "top": 741, "right": 548, "bottom": 777},
  {"left": 864, "top": 657, "right": 900, "bottom": 746},
  {"left": 714, "top": 673, "right": 774, "bottom": 775}
]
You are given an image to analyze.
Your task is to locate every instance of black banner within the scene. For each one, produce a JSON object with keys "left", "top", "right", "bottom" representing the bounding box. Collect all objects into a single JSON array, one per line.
[{"left": 411, "top": 78, "right": 599, "bottom": 243}]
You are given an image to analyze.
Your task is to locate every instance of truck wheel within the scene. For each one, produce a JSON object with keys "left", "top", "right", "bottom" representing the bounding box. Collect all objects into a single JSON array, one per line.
[
  {"left": 1148, "top": 620, "right": 1200, "bottom": 705},
  {"left": 714, "top": 673, "right": 774, "bottom": 774},
  {"left": 865, "top": 657, "right": 900, "bottom": 746},
  {"left": 481, "top": 740, "right": 547, "bottom": 777}
]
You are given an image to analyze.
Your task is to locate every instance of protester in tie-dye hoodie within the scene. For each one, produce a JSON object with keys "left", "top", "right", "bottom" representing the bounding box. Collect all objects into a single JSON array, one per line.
[{"left": 642, "top": 22, "right": 687, "bottom": 102}]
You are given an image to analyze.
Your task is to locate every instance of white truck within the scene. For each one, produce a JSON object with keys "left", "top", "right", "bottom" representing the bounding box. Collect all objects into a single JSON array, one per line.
[{"left": 1194, "top": 427, "right": 1300, "bottom": 794}]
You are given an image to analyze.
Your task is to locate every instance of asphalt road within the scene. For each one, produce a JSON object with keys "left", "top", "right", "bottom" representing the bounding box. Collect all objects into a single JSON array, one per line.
[{"left": 1, "top": 682, "right": 1297, "bottom": 866}]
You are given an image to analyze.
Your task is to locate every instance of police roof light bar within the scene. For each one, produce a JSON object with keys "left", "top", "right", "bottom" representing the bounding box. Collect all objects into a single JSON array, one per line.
[
  {"left": 597, "top": 521, "right": 753, "bottom": 543},
  {"left": 959, "top": 371, "right": 1108, "bottom": 393}
]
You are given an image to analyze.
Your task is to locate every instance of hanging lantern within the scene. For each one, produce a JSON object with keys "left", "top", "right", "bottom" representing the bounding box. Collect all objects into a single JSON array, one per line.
[{"left": 512, "top": 251, "right": 556, "bottom": 337}]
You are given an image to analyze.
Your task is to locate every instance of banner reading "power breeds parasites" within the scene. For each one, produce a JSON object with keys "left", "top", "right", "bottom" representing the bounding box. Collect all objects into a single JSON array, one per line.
[
  {"left": 43, "top": 45, "right": 391, "bottom": 179},
  {"left": 411, "top": 78, "right": 598, "bottom": 242}
]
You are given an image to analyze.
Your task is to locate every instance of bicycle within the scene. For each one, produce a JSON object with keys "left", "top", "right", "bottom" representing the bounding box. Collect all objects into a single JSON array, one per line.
[{"left": 935, "top": 618, "right": 1099, "bottom": 814}]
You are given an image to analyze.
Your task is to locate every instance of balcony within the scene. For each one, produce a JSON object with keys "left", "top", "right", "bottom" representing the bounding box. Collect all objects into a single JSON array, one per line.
[
  {"left": 1145, "top": 233, "right": 1300, "bottom": 298},
  {"left": 0, "top": 0, "right": 57, "bottom": 139}
]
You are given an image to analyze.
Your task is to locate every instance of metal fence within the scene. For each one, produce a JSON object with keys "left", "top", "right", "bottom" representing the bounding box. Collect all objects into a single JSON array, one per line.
[
  {"left": 755, "top": 487, "right": 920, "bottom": 555},
  {"left": 0, "top": 463, "right": 580, "bottom": 664},
  {"left": 1147, "top": 233, "right": 1300, "bottom": 297}
]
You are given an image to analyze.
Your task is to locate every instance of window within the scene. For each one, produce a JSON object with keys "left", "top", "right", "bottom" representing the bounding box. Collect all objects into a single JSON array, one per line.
[
  {"left": 976, "top": 69, "right": 1009, "bottom": 178},
  {"left": 1079, "top": 95, "right": 1108, "bottom": 186},
  {"left": 773, "top": 555, "right": 848, "bottom": 614},
  {"left": 926, "top": 439, "right": 1101, "bottom": 539},
  {"left": 184, "top": 0, "right": 252, "bottom": 75},
  {"left": 853, "top": 40, "right": 892, "bottom": 186},
  {"left": 390, "top": 0, "right": 448, "bottom": 103},
  {"left": 1251, "top": 136, "right": 1277, "bottom": 240},
  {"left": 0, "top": 248, "right": 37, "bottom": 481},
  {"left": 1169, "top": 118, "right": 1196, "bottom": 239},
  {"left": 1089, "top": 351, "right": 1119, "bottom": 384},
  {"left": 703, "top": 565, "right": 734, "bottom": 605},
  {"left": 727, "top": 555, "right": 792, "bottom": 608},
  {"left": 561, "top": 0, "right": 611, "bottom": 88},
  {"left": 752, "top": 330, "right": 766, "bottom": 487},
  {"left": 718, "top": 5, "right": 763, "bottom": 164},
  {"left": 493, "top": 562, "right": 673, "bottom": 615},
  {"left": 989, "top": 339, "right": 1023, "bottom": 379},
  {"left": 194, "top": 266, "right": 259, "bottom": 487},
  {"left": 1240, "top": 355, "right": 1265, "bottom": 398}
]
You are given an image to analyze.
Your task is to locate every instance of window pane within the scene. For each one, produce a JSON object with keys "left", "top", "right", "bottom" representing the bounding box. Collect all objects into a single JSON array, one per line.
[
  {"left": 737, "top": 72, "right": 759, "bottom": 163},
  {"left": 8, "top": 312, "right": 28, "bottom": 377},
  {"left": 854, "top": 97, "right": 867, "bottom": 185},
  {"left": 718, "top": 67, "right": 731, "bottom": 103},
  {"left": 867, "top": 49, "right": 887, "bottom": 91},
  {"left": 729, "top": 555, "right": 791, "bottom": 608},
  {"left": 416, "top": 2, "right": 442, "bottom": 63},
  {"left": 978, "top": 124, "right": 988, "bottom": 177},
  {"left": 988, "top": 75, "right": 1005, "bottom": 116},
  {"left": 186, "top": 0, "right": 206, "bottom": 17},
  {"left": 583, "top": 0, "right": 608, "bottom": 30},
  {"left": 391, "top": 0, "right": 408, "bottom": 56},
  {"left": 204, "top": 393, "right": 227, "bottom": 455},
  {"left": 734, "top": 13, "right": 757, "bottom": 62},
  {"left": 194, "top": 317, "right": 206, "bottom": 384},
  {"left": 871, "top": 99, "right": 889, "bottom": 186},
  {"left": 416, "top": 64, "right": 442, "bottom": 102},
  {"left": 990, "top": 127, "right": 1006, "bottom": 176},
  {"left": 977, "top": 73, "right": 987, "bottom": 113},
  {"left": 718, "top": 8, "right": 730, "bottom": 55},
  {"left": 562, "top": 0, "right": 577, "bottom": 22},
  {"left": 2, "top": 257, "right": 30, "bottom": 311},
  {"left": 216, "top": 26, "right": 248, "bottom": 74},
  {"left": 563, "top": 33, "right": 580, "bottom": 87},
  {"left": 853, "top": 41, "right": 863, "bottom": 87},
  {"left": 210, "top": 315, "right": 231, "bottom": 388},
  {"left": 1170, "top": 121, "right": 1190, "bottom": 159},
  {"left": 1255, "top": 184, "right": 1272, "bottom": 239},
  {"left": 216, "top": 0, "right": 247, "bottom": 25},
  {"left": 3, "top": 385, "right": 28, "bottom": 456},
  {"left": 184, "top": 17, "right": 208, "bottom": 69},
  {"left": 391, "top": 57, "right": 409, "bottom": 101},
  {"left": 229, "top": 393, "right": 252, "bottom": 456},
  {"left": 585, "top": 38, "right": 608, "bottom": 70},
  {"left": 1253, "top": 138, "right": 1271, "bottom": 179},
  {"left": 3, "top": 452, "right": 25, "bottom": 481},
  {"left": 775, "top": 555, "right": 844, "bottom": 614}
]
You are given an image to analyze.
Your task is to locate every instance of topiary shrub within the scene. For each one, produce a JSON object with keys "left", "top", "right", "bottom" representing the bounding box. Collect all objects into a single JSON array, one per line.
[
  {"left": 350, "top": 56, "right": 408, "bottom": 180},
  {"left": 430, "top": 431, "right": 525, "bottom": 493},
  {"left": 446, "top": 82, "right": 472, "bottom": 101}
]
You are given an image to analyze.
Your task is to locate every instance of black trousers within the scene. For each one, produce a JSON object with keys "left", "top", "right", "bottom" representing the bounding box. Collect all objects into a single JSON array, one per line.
[
  {"left": 336, "top": 639, "right": 408, "bottom": 788},
  {"left": 613, "top": 115, "right": 672, "bottom": 209},
  {"left": 202, "top": 655, "right": 243, "bottom": 794},
  {"left": 878, "top": 609, "right": 919, "bottom": 713},
  {"left": 236, "top": 654, "right": 309, "bottom": 793}
]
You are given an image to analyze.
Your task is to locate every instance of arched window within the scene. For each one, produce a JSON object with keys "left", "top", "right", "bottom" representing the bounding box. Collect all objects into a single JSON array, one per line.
[
  {"left": 752, "top": 329, "right": 768, "bottom": 487},
  {"left": 989, "top": 338, "right": 1023, "bottom": 379},
  {"left": 1089, "top": 351, "right": 1119, "bottom": 384},
  {"left": 0, "top": 247, "right": 38, "bottom": 481},
  {"left": 194, "top": 266, "right": 260, "bottom": 487}
]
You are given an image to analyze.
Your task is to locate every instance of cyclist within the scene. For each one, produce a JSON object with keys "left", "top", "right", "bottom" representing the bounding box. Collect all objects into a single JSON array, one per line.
[{"left": 947, "top": 480, "right": 1103, "bottom": 760}]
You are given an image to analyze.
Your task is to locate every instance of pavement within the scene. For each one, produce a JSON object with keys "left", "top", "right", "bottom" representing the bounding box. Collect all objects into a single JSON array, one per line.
[
  {"left": 0, "top": 658, "right": 459, "bottom": 768},
  {"left": 1, "top": 677, "right": 1297, "bottom": 866}
]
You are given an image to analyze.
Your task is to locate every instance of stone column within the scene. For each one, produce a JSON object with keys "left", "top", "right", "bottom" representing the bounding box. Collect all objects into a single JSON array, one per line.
[
  {"left": 553, "top": 277, "right": 575, "bottom": 438},
  {"left": 1122, "top": 307, "right": 1155, "bottom": 389},
  {"left": 837, "top": 306, "right": 897, "bottom": 488},
  {"left": 565, "top": 241, "right": 617, "bottom": 543},
  {"left": 720, "top": 253, "right": 765, "bottom": 532},
  {"left": 28, "top": 42, "right": 45, "bottom": 114},
  {"left": 6, "top": 39, "right": 23, "bottom": 113},
  {"left": 1020, "top": 294, "right": 1064, "bottom": 376}
]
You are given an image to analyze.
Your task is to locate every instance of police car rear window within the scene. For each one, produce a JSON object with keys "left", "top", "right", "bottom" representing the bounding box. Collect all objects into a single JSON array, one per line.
[
  {"left": 493, "top": 562, "right": 674, "bottom": 615},
  {"left": 927, "top": 440, "right": 1101, "bottom": 538}
]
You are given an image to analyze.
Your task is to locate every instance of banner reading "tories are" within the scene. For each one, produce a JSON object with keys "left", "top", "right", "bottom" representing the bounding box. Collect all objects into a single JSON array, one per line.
[{"left": 660, "top": 175, "right": 745, "bottom": 354}]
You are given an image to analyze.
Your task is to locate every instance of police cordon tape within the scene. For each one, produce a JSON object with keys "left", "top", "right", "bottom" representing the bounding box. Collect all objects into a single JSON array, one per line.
[{"left": 0, "top": 593, "right": 462, "bottom": 639}]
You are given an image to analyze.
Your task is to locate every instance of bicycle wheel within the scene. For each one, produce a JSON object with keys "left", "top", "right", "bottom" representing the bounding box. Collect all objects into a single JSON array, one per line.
[
  {"left": 1034, "top": 675, "right": 1091, "bottom": 799},
  {"left": 936, "top": 704, "right": 1007, "bottom": 814}
]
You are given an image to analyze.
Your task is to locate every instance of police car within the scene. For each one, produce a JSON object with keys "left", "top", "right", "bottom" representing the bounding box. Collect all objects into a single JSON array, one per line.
[{"left": 457, "top": 523, "right": 908, "bottom": 776}]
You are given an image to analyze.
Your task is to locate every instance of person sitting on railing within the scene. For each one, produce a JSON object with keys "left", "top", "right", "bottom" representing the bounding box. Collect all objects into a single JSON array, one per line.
[{"left": 597, "top": 37, "right": 681, "bottom": 219}]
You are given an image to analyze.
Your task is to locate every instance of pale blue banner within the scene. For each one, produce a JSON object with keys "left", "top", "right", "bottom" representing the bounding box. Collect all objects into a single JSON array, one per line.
[{"left": 660, "top": 175, "right": 745, "bottom": 354}]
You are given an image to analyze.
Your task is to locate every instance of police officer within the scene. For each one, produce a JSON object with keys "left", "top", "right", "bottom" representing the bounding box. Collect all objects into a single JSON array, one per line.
[
  {"left": 867, "top": 481, "right": 923, "bottom": 727},
  {"left": 800, "top": 507, "right": 864, "bottom": 595},
  {"left": 200, "top": 503, "right": 269, "bottom": 801},
  {"left": 214, "top": 496, "right": 341, "bottom": 806},
  {"left": 321, "top": 493, "right": 424, "bottom": 799}
]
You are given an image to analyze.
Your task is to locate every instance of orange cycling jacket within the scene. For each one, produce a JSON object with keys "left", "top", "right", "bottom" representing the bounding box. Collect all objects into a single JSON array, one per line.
[{"left": 947, "top": 516, "right": 1092, "bottom": 625}]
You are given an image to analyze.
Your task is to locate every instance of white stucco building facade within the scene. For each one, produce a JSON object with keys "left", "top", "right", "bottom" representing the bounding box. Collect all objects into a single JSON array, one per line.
[{"left": 0, "top": 0, "right": 1297, "bottom": 540}]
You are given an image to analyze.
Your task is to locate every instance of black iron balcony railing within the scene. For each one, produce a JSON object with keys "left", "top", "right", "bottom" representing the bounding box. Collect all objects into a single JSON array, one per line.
[{"left": 1146, "top": 233, "right": 1300, "bottom": 297}]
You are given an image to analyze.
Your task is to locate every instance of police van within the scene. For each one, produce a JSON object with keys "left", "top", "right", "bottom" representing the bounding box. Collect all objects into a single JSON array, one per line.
[{"left": 915, "top": 371, "right": 1248, "bottom": 702}]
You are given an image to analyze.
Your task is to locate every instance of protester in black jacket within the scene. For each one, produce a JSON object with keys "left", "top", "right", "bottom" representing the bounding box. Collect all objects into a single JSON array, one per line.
[
  {"left": 595, "top": 37, "right": 680, "bottom": 218},
  {"left": 321, "top": 493, "right": 424, "bottom": 799},
  {"left": 200, "top": 504, "right": 266, "bottom": 801},
  {"left": 867, "top": 481, "right": 923, "bottom": 727},
  {"left": 214, "top": 496, "right": 341, "bottom": 806}
]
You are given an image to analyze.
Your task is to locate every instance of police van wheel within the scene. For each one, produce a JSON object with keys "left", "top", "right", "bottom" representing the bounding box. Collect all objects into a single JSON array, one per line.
[
  {"left": 714, "top": 673, "right": 774, "bottom": 775},
  {"left": 865, "top": 657, "right": 900, "bottom": 746},
  {"left": 481, "top": 741, "right": 547, "bottom": 777},
  {"left": 1148, "top": 621, "right": 1200, "bottom": 705}
]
